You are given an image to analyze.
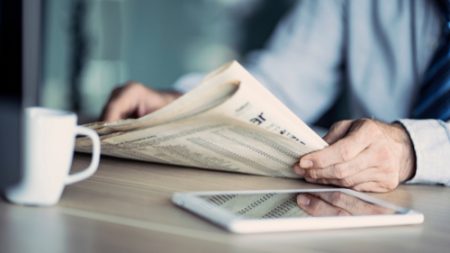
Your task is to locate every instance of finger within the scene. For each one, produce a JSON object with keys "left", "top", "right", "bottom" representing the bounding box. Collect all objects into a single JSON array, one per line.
[
  {"left": 320, "top": 167, "right": 398, "bottom": 191},
  {"left": 312, "top": 178, "right": 340, "bottom": 187},
  {"left": 293, "top": 164, "right": 306, "bottom": 177},
  {"left": 300, "top": 120, "right": 374, "bottom": 169},
  {"left": 137, "top": 101, "right": 154, "bottom": 118},
  {"left": 303, "top": 147, "right": 374, "bottom": 180},
  {"left": 297, "top": 194, "right": 350, "bottom": 216},
  {"left": 352, "top": 181, "right": 398, "bottom": 193},
  {"left": 303, "top": 176, "right": 320, "bottom": 184},
  {"left": 102, "top": 97, "right": 138, "bottom": 122},
  {"left": 297, "top": 120, "right": 353, "bottom": 171},
  {"left": 313, "top": 191, "right": 392, "bottom": 215},
  {"left": 101, "top": 83, "right": 145, "bottom": 121},
  {"left": 101, "top": 104, "right": 121, "bottom": 122},
  {"left": 353, "top": 182, "right": 385, "bottom": 192},
  {"left": 303, "top": 177, "right": 336, "bottom": 188},
  {"left": 100, "top": 86, "right": 123, "bottom": 121},
  {"left": 323, "top": 120, "right": 353, "bottom": 144},
  {"left": 300, "top": 137, "right": 366, "bottom": 170}
]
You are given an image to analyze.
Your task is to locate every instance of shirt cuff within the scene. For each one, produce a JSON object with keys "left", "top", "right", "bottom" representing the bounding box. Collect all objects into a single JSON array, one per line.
[
  {"left": 172, "top": 72, "right": 205, "bottom": 93},
  {"left": 398, "top": 119, "right": 450, "bottom": 186}
]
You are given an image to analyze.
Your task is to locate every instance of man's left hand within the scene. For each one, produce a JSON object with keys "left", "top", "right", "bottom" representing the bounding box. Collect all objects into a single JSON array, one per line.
[{"left": 294, "top": 119, "right": 416, "bottom": 192}]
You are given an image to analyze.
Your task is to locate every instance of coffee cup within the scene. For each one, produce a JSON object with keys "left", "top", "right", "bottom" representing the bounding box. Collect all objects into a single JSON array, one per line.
[{"left": 6, "top": 107, "right": 100, "bottom": 206}]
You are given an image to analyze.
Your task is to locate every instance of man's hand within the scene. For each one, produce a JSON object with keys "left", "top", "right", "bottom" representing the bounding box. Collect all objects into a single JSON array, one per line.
[
  {"left": 293, "top": 119, "right": 416, "bottom": 192},
  {"left": 101, "top": 81, "right": 182, "bottom": 122}
]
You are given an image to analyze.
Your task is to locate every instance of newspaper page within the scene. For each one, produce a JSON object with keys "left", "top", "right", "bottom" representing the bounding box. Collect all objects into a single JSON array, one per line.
[{"left": 77, "top": 61, "right": 327, "bottom": 178}]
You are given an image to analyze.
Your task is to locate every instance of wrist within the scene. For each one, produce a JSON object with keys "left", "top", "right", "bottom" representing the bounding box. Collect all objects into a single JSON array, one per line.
[{"left": 392, "top": 123, "right": 416, "bottom": 182}]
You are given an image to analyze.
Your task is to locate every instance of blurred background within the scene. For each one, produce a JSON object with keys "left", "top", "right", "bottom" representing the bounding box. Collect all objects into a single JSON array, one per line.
[{"left": 42, "top": 0, "right": 296, "bottom": 121}]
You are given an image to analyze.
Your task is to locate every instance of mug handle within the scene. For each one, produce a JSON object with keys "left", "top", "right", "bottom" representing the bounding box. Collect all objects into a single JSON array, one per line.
[{"left": 65, "top": 126, "right": 101, "bottom": 185}]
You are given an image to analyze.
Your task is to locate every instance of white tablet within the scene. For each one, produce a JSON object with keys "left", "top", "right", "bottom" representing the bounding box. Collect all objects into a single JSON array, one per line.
[{"left": 172, "top": 188, "right": 423, "bottom": 233}]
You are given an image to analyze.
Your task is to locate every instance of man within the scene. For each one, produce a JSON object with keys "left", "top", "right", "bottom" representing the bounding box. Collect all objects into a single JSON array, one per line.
[{"left": 101, "top": 0, "right": 450, "bottom": 192}]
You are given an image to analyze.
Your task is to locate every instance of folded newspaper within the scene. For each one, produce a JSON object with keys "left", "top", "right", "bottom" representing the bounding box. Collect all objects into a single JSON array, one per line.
[{"left": 76, "top": 61, "right": 327, "bottom": 178}]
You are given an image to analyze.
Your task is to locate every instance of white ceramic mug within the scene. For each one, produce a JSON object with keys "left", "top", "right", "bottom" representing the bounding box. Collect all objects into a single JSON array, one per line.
[{"left": 6, "top": 107, "right": 100, "bottom": 206}]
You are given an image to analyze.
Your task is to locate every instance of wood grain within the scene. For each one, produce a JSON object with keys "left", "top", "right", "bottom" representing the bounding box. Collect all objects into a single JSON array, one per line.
[{"left": 1, "top": 154, "right": 449, "bottom": 253}]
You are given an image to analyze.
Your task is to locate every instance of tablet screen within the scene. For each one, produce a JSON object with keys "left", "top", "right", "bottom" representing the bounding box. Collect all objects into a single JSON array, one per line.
[{"left": 199, "top": 191, "right": 401, "bottom": 219}]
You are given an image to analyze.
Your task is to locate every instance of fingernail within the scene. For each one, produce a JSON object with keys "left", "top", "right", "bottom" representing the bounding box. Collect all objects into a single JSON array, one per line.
[
  {"left": 300, "top": 159, "right": 313, "bottom": 168},
  {"left": 297, "top": 195, "right": 310, "bottom": 206},
  {"left": 293, "top": 165, "right": 305, "bottom": 176}
]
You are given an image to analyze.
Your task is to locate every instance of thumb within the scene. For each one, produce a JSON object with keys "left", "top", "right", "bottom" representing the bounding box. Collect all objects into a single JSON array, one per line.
[{"left": 323, "top": 120, "right": 353, "bottom": 144}]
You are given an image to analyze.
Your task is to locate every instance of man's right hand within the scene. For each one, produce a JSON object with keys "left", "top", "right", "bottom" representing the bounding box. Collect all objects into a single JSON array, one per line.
[{"left": 101, "top": 81, "right": 182, "bottom": 122}]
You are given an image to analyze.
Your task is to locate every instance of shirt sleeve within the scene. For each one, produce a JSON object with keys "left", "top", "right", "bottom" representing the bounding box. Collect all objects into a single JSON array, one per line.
[
  {"left": 173, "top": 72, "right": 205, "bottom": 94},
  {"left": 398, "top": 119, "right": 450, "bottom": 186},
  {"left": 174, "top": 0, "right": 347, "bottom": 124}
]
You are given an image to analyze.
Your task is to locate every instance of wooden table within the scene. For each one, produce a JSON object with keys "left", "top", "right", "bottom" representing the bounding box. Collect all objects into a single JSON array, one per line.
[{"left": 1, "top": 154, "right": 449, "bottom": 253}]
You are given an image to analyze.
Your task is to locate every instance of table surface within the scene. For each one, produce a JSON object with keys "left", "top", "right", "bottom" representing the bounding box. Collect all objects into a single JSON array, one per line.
[{"left": 1, "top": 154, "right": 449, "bottom": 253}]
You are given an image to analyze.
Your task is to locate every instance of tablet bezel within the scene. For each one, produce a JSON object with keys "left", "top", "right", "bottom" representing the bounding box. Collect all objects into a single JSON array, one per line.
[{"left": 171, "top": 188, "right": 424, "bottom": 233}]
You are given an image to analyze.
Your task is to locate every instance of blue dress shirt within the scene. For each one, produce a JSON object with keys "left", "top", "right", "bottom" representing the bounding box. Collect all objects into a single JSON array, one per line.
[{"left": 175, "top": 0, "right": 450, "bottom": 186}]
